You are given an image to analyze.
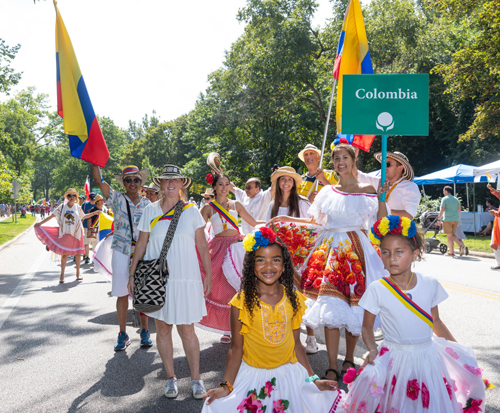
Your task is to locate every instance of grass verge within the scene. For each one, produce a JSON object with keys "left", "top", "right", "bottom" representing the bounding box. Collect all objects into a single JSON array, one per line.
[
  {"left": 0, "top": 214, "right": 36, "bottom": 246},
  {"left": 424, "top": 232, "right": 492, "bottom": 253}
]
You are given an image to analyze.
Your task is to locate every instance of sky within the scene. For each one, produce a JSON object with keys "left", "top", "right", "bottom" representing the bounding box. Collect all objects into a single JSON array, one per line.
[{"left": 0, "top": 0, "right": 368, "bottom": 129}]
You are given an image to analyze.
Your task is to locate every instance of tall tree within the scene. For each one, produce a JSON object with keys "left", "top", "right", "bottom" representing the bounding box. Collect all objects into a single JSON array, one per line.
[{"left": 0, "top": 39, "right": 22, "bottom": 95}]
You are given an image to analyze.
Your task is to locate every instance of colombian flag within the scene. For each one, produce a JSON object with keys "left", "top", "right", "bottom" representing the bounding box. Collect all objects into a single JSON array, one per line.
[
  {"left": 97, "top": 212, "right": 114, "bottom": 241},
  {"left": 333, "top": 0, "right": 376, "bottom": 152},
  {"left": 54, "top": 1, "right": 109, "bottom": 167}
]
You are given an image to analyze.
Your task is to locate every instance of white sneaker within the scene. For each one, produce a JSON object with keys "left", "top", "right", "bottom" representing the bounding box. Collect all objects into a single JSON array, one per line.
[
  {"left": 190, "top": 379, "right": 207, "bottom": 399},
  {"left": 164, "top": 377, "right": 178, "bottom": 398},
  {"left": 305, "top": 336, "right": 319, "bottom": 354}
]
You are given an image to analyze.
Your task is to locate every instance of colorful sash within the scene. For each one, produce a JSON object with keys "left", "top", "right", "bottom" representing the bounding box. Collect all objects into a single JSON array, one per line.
[
  {"left": 150, "top": 202, "right": 195, "bottom": 231},
  {"left": 209, "top": 200, "right": 239, "bottom": 231},
  {"left": 386, "top": 177, "right": 405, "bottom": 201},
  {"left": 380, "top": 276, "right": 434, "bottom": 329}
]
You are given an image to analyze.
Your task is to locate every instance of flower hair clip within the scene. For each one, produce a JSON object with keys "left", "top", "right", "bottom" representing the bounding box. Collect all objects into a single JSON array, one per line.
[
  {"left": 369, "top": 215, "right": 417, "bottom": 245},
  {"left": 243, "top": 227, "right": 279, "bottom": 252},
  {"left": 330, "top": 133, "right": 354, "bottom": 150},
  {"left": 206, "top": 173, "right": 214, "bottom": 184}
]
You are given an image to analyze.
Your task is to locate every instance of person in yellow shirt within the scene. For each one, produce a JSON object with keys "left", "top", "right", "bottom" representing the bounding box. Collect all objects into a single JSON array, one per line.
[
  {"left": 202, "top": 228, "right": 346, "bottom": 412},
  {"left": 297, "top": 144, "right": 338, "bottom": 202}
]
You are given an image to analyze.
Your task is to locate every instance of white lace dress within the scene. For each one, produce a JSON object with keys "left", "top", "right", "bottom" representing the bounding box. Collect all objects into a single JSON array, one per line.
[{"left": 301, "top": 185, "right": 387, "bottom": 335}]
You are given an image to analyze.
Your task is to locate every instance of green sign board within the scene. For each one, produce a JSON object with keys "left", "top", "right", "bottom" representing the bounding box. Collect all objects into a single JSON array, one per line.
[
  {"left": 342, "top": 74, "right": 429, "bottom": 136},
  {"left": 92, "top": 188, "right": 103, "bottom": 196}
]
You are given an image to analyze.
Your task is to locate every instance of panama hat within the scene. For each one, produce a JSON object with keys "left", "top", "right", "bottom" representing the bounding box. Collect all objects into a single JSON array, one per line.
[
  {"left": 142, "top": 183, "right": 160, "bottom": 193},
  {"left": 153, "top": 164, "right": 192, "bottom": 188},
  {"left": 298, "top": 144, "right": 321, "bottom": 162},
  {"left": 270, "top": 166, "right": 303, "bottom": 197},
  {"left": 114, "top": 165, "right": 149, "bottom": 187},
  {"left": 374, "top": 151, "right": 415, "bottom": 181},
  {"left": 201, "top": 188, "right": 215, "bottom": 197},
  {"left": 94, "top": 194, "right": 104, "bottom": 202},
  {"left": 64, "top": 188, "right": 79, "bottom": 198}
]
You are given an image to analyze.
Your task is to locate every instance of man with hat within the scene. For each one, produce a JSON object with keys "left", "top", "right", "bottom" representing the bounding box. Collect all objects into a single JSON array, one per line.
[
  {"left": 92, "top": 164, "right": 152, "bottom": 351},
  {"left": 297, "top": 143, "right": 338, "bottom": 203},
  {"left": 81, "top": 192, "right": 97, "bottom": 264},
  {"left": 374, "top": 151, "right": 421, "bottom": 220},
  {"left": 143, "top": 183, "right": 160, "bottom": 203},
  {"left": 229, "top": 178, "right": 272, "bottom": 235}
]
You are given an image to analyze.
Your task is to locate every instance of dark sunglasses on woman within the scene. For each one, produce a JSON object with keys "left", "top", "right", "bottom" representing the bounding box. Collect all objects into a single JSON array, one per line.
[{"left": 67, "top": 195, "right": 77, "bottom": 198}]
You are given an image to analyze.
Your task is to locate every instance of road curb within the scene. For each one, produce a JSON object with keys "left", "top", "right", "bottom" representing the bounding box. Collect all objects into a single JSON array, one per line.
[
  {"left": 0, "top": 220, "right": 36, "bottom": 252},
  {"left": 468, "top": 250, "right": 494, "bottom": 259}
]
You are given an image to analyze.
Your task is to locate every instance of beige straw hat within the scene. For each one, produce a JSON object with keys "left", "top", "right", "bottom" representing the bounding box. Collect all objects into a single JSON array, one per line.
[
  {"left": 114, "top": 165, "right": 149, "bottom": 187},
  {"left": 374, "top": 151, "right": 415, "bottom": 181}
]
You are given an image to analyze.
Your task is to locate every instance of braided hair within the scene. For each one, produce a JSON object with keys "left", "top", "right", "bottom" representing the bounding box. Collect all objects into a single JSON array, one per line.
[{"left": 238, "top": 236, "right": 300, "bottom": 320}]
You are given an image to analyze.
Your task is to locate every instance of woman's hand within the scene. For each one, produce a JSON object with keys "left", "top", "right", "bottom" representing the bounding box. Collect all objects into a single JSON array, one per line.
[
  {"left": 204, "top": 276, "right": 212, "bottom": 297},
  {"left": 94, "top": 210, "right": 101, "bottom": 216},
  {"left": 377, "top": 180, "right": 390, "bottom": 201},
  {"left": 127, "top": 276, "right": 134, "bottom": 297},
  {"left": 203, "top": 386, "right": 230, "bottom": 405},
  {"left": 314, "top": 379, "right": 338, "bottom": 391},
  {"left": 489, "top": 210, "right": 496, "bottom": 216},
  {"left": 34, "top": 222, "right": 41, "bottom": 227},
  {"left": 266, "top": 215, "right": 288, "bottom": 226},
  {"left": 361, "top": 349, "right": 378, "bottom": 368}
]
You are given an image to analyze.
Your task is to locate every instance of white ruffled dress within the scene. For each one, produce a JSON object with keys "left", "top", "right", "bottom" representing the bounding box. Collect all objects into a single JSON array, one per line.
[{"left": 302, "top": 185, "right": 387, "bottom": 335}]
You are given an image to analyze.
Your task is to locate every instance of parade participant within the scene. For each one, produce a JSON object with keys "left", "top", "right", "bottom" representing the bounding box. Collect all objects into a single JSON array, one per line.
[
  {"left": 34, "top": 188, "right": 100, "bottom": 283},
  {"left": 78, "top": 195, "right": 85, "bottom": 206},
  {"left": 200, "top": 188, "right": 215, "bottom": 210},
  {"left": 6, "top": 203, "right": 11, "bottom": 217},
  {"left": 129, "top": 164, "right": 212, "bottom": 399},
  {"left": 0, "top": 202, "right": 5, "bottom": 218},
  {"left": 297, "top": 144, "right": 338, "bottom": 203},
  {"left": 87, "top": 194, "right": 105, "bottom": 253},
  {"left": 374, "top": 151, "right": 421, "bottom": 220},
  {"left": 229, "top": 177, "right": 272, "bottom": 235},
  {"left": 199, "top": 173, "right": 263, "bottom": 344},
  {"left": 269, "top": 144, "right": 388, "bottom": 382},
  {"left": 202, "top": 228, "right": 346, "bottom": 412},
  {"left": 486, "top": 183, "right": 500, "bottom": 270},
  {"left": 344, "top": 216, "right": 488, "bottom": 413},
  {"left": 264, "top": 166, "right": 319, "bottom": 353},
  {"left": 82, "top": 193, "right": 96, "bottom": 264},
  {"left": 437, "top": 186, "right": 466, "bottom": 257},
  {"left": 143, "top": 183, "right": 160, "bottom": 203},
  {"left": 91, "top": 164, "right": 151, "bottom": 351}
]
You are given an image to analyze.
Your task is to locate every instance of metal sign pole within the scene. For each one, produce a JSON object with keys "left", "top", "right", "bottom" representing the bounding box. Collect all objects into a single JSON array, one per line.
[{"left": 380, "top": 135, "right": 388, "bottom": 201}]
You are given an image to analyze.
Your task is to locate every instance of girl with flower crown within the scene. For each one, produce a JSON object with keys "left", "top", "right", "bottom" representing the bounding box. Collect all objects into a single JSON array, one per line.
[
  {"left": 268, "top": 144, "right": 388, "bottom": 382},
  {"left": 202, "top": 228, "right": 347, "bottom": 413},
  {"left": 343, "top": 215, "right": 490, "bottom": 413},
  {"left": 198, "top": 173, "right": 264, "bottom": 343}
]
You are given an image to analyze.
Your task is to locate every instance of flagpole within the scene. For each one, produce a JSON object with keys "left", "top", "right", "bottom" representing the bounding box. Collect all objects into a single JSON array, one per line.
[{"left": 319, "top": 78, "right": 337, "bottom": 167}]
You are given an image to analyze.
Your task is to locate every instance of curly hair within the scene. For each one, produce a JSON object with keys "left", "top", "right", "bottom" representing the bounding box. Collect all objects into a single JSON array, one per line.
[{"left": 238, "top": 237, "right": 300, "bottom": 320}]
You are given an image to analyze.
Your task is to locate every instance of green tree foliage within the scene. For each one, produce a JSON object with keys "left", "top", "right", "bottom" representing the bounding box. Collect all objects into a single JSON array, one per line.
[
  {"left": 0, "top": 39, "right": 22, "bottom": 94},
  {"left": 425, "top": 0, "right": 500, "bottom": 144}
]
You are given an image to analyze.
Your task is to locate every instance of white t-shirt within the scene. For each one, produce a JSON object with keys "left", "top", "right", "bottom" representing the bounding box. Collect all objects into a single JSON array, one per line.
[
  {"left": 265, "top": 198, "right": 311, "bottom": 222},
  {"left": 359, "top": 273, "right": 448, "bottom": 345},
  {"left": 234, "top": 187, "right": 272, "bottom": 235},
  {"left": 138, "top": 201, "right": 206, "bottom": 261},
  {"left": 385, "top": 178, "right": 421, "bottom": 218},
  {"left": 52, "top": 203, "right": 85, "bottom": 239}
]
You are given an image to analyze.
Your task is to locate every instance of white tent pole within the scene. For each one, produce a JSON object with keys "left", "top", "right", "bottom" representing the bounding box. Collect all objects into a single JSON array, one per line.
[
  {"left": 422, "top": 185, "right": 426, "bottom": 196},
  {"left": 454, "top": 182, "right": 456, "bottom": 196},
  {"left": 466, "top": 183, "right": 469, "bottom": 210}
]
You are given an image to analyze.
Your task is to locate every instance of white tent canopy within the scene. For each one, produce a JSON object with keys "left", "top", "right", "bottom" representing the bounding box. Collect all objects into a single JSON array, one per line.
[{"left": 473, "top": 159, "right": 500, "bottom": 181}]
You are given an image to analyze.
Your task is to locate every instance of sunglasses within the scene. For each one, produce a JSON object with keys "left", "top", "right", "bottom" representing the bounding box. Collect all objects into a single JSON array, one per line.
[
  {"left": 124, "top": 178, "right": 141, "bottom": 184},
  {"left": 386, "top": 162, "right": 397, "bottom": 168},
  {"left": 244, "top": 186, "right": 254, "bottom": 190},
  {"left": 204, "top": 197, "right": 211, "bottom": 201},
  {"left": 67, "top": 195, "right": 77, "bottom": 198}
]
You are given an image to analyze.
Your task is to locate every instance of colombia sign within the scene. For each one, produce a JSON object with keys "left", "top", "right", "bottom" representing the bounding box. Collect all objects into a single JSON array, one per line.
[{"left": 342, "top": 74, "right": 429, "bottom": 136}]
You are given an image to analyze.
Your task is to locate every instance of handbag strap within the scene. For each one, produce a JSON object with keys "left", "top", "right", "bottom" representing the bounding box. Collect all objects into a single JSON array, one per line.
[
  {"left": 158, "top": 200, "right": 184, "bottom": 264},
  {"left": 124, "top": 194, "right": 135, "bottom": 244}
]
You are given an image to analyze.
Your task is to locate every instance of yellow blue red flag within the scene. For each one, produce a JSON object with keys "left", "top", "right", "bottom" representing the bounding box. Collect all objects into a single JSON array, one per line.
[
  {"left": 333, "top": 0, "right": 375, "bottom": 151},
  {"left": 54, "top": 1, "right": 109, "bottom": 167},
  {"left": 97, "top": 212, "right": 114, "bottom": 241}
]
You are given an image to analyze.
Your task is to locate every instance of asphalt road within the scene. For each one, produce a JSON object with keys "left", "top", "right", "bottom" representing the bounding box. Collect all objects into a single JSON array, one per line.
[{"left": 0, "top": 225, "right": 499, "bottom": 412}]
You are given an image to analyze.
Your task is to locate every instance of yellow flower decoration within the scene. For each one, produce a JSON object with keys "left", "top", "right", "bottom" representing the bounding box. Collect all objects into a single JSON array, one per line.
[
  {"left": 369, "top": 230, "right": 380, "bottom": 245},
  {"left": 378, "top": 217, "right": 390, "bottom": 236},
  {"left": 400, "top": 216, "right": 412, "bottom": 237},
  {"left": 242, "top": 234, "right": 257, "bottom": 252}
]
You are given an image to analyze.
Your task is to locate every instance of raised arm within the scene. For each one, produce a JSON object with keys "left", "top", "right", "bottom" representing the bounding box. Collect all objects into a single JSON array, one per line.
[
  {"left": 91, "top": 164, "right": 111, "bottom": 199},
  {"left": 235, "top": 201, "right": 264, "bottom": 227}
]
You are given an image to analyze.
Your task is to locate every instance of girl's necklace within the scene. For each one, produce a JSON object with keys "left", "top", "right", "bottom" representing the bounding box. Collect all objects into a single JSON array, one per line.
[{"left": 390, "top": 272, "right": 414, "bottom": 299}]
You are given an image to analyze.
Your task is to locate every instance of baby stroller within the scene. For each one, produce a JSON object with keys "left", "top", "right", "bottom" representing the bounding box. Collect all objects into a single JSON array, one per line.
[{"left": 419, "top": 210, "right": 448, "bottom": 254}]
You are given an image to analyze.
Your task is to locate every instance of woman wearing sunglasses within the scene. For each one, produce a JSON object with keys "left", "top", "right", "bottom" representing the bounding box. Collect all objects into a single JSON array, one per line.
[{"left": 35, "top": 188, "right": 101, "bottom": 283}]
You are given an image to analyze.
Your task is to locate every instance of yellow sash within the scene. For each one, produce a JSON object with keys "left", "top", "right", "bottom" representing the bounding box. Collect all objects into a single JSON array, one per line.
[{"left": 150, "top": 202, "right": 195, "bottom": 231}]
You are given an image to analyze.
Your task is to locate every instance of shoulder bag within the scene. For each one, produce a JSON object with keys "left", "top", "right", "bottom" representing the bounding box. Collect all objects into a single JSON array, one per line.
[{"left": 131, "top": 199, "right": 184, "bottom": 313}]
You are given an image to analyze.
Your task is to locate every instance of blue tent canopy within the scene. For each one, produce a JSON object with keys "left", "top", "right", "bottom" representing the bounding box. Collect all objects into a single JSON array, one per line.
[{"left": 413, "top": 164, "right": 488, "bottom": 185}]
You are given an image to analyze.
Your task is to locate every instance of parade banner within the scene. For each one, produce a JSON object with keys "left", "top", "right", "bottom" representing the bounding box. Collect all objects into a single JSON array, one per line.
[{"left": 342, "top": 74, "right": 429, "bottom": 136}]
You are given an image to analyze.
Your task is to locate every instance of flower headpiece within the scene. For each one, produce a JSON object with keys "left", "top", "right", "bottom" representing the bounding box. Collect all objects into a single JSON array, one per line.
[
  {"left": 369, "top": 215, "right": 417, "bottom": 245},
  {"left": 330, "top": 133, "right": 354, "bottom": 150},
  {"left": 243, "top": 227, "right": 280, "bottom": 252},
  {"left": 206, "top": 173, "right": 214, "bottom": 184}
]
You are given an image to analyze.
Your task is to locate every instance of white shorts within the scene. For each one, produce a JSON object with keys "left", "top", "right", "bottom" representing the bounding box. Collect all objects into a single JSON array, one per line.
[{"left": 111, "top": 250, "right": 130, "bottom": 297}]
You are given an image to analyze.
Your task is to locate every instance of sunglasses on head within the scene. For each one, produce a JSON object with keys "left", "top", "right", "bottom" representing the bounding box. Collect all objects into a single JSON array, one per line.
[
  {"left": 124, "top": 178, "right": 141, "bottom": 184},
  {"left": 67, "top": 194, "right": 77, "bottom": 198}
]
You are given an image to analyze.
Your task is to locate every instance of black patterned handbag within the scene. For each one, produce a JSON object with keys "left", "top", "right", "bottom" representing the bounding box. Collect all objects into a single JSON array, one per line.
[{"left": 132, "top": 200, "right": 184, "bottom": 313}]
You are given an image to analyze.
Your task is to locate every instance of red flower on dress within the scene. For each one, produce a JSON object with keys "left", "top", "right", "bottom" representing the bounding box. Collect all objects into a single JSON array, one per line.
[
  {"left": 343, "top": 368, "right": 358, "bottom": 384},
  {"left": 421, "top": 382, "right": 430, "bottom": 409},
  {"left": 356, "top": 272, "right": 365, "bottom": 285},
  {"left": 391, "top": 375, "right": 397, "bottom": 395},
  {"left": 463, "top": 398, "right": 483, "bottom": 413},
  {"left": 206, "top": 173, "right": 214, "bottom": 184},
  {"left": 354, "top": 283, "right": 365, "bottom": 297},
  {"left": 406, "top": 379, "right": 420, "bottom": 400},
  {"left": 312, "top": 277, "right": 323, "bottom": 289},
  {"left": 379, "top": 346, "right": 389, "bottom": 357}
]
